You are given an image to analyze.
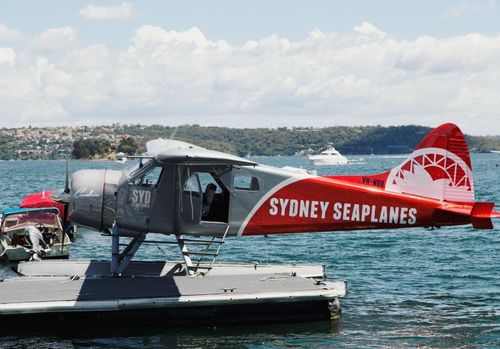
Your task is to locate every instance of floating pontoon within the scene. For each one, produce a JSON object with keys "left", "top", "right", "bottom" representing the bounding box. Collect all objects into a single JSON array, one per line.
[{"left": 0, "top": 260, "right": 346, "bottom": 330}]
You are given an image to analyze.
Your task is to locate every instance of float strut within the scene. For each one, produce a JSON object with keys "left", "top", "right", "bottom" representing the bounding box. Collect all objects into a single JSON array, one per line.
[{"left": 111, "top": 223, "right": 146, "bottom": 276}]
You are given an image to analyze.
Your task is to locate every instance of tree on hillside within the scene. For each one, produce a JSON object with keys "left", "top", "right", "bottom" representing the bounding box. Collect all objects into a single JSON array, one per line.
[
  {"left": 117, "top": 137, "right": 139, "bottom": 155},
  {"left": 72, "top": 138, "right": 110, "bottom": 159}
]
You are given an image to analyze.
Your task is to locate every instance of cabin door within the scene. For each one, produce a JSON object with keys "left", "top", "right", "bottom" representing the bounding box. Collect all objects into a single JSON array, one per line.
[{"left": 180, "top": 167, "right": 232, "bottom": 224}]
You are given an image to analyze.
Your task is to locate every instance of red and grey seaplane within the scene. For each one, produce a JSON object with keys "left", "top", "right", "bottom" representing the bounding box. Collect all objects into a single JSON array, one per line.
[
  {"left": 4, "top": 122, "right": 497, "bottom": 329},
  {"left": 19, "top": 122, "right": 500, "bottom": 271},
  {"left": 69, "top": 122, "right": 497, "bottom": 236}
]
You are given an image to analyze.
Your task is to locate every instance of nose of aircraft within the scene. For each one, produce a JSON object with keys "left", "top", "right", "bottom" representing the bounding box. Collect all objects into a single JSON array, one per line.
[
  {"left": 70, "top": 169, "right": 107, "bottom": 230},
  {"left": 70, "top": 169, "right": 123, "bottom": 231}
]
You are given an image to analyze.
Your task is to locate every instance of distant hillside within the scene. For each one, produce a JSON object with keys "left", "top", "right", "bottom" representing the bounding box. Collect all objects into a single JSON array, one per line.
[
  {"left": 1, "top": 124, "right": 499, "bottom": 160},
  {"left": 120, "top": 124, "right": 500, "bottom": 156}
]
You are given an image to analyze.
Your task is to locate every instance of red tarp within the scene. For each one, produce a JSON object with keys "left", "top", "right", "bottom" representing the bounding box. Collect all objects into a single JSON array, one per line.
[{"left": 20, "top": 191, "right": 68, "bottom": 222}]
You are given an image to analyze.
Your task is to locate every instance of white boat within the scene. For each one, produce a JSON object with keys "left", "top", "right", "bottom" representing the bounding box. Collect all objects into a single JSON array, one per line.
[
  {"left": 116, "top": 152, "right": 127, "bottom": 163},
  {"left": 308, "top": 146, "right": 348, "bottom": 165},
  {"left": 0, "top": 207, "right": 71, "bottom": 262}
]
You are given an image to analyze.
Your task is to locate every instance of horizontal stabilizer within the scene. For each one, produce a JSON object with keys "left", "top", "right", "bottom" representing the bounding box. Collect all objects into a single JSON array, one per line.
[
  {"left": 471, "top": 217, "right": 493, "bottom": 229},
  {"left": 471, "top": 202, "right": 495, "bottom": 218},
  {"left": 437, "top": 202, "right": 499, "bottom": 229}
]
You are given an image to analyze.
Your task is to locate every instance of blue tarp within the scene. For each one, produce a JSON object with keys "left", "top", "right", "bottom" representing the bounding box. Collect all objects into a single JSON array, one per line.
[{"left": 1, "top": 207, "right": 59, "bottom": 216}]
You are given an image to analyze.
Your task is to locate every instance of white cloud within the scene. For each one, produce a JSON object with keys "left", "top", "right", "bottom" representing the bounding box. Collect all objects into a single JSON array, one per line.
[
  {"left": 354, "top": 22, "right": 388, "bottom": 40},
  {"left": 32, "top": 26, "right": 77, "bottom": 53},
  {"left": 0, "top": 23, "right": 24, "bottom": 42},
  {"left": 79, "top": 2, "right": 134, "bottom": 20},
  {"left": 1, "top": 23, "right": 500, "bottom": 135}
]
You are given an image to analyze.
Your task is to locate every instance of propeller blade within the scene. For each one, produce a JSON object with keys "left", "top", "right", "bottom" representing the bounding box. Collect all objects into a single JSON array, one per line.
[{"left": 64, "top": 160, "right": 70, "bottom": 194}]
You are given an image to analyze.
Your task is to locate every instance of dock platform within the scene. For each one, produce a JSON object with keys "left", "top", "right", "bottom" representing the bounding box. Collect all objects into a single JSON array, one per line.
[
  {"left": 0, "top": 261, "right": 346, "bottom": 329},
  {"left": 14, "top": 259, "right": 327, "bottom": 279}
]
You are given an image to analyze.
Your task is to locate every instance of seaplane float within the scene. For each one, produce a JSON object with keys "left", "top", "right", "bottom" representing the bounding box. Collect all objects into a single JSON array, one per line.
[{"left": 0, "top": 123, "right": 498, "bottom": 330}]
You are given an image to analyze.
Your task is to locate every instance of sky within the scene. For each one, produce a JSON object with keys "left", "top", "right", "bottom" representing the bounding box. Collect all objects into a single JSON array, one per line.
[{"left": 1, "top": 1, "right": 500, "bottom": 135}]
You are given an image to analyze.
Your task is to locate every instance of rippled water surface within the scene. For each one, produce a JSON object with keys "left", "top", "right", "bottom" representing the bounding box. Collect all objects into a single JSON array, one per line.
[{"left": 0, "top": 154, "right": 499, "bottom": 348}]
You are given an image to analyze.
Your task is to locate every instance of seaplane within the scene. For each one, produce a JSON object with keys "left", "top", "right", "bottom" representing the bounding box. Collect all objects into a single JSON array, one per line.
[
  {"left": 67, "top": 123, "right": 498, "bottom": 251},
  {"left": 1, "top": 122, "right": 498, "bottom": 329}
]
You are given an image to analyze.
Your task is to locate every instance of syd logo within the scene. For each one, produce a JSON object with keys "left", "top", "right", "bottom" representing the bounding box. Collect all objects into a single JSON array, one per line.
[{"left": 131, "top": 189, "right": 152, "bottom": 208}]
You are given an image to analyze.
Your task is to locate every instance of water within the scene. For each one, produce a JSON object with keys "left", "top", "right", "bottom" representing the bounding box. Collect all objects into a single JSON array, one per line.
[{"left": 0, "top": 155, "right": 499, "bottom": 348}]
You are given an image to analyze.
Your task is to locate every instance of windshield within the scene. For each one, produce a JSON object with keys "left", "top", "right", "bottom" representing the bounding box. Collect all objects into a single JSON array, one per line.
[{"left": 124, "top": 158, "right": 154, "bottom": 179}]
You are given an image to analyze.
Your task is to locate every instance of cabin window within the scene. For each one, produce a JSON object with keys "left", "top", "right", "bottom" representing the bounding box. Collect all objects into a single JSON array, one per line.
[
  {"left": 234, "top": 175, "right": 259, "bottom": 191},
  {"left": 198, "top": 172, "right": 223, "bottom": 194},
  {"left": 133, "top": 166, "right": 163, "bottom": 187}
]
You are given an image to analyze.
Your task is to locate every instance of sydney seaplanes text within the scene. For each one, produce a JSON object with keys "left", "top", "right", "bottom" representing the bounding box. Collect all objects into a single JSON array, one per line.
[{"left": 268, "top": 197, "right": 417, "bottom": 225}]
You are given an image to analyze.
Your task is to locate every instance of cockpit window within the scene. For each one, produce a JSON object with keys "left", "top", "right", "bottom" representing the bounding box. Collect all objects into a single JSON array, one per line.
[
  {"left": 124, "top": 158, "right": 153, "bottom": 179},
  {"left": 131, "top": 166, "right": 163, "bottom": 187},
  {"left": 144, "top": 167, "right": 163, "bottom": 186}
]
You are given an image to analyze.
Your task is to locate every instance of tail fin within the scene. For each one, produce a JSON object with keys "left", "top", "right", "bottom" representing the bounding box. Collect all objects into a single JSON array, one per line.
[
  {"left": 329, "top": 123, "right": 474, "bottom": 202},
  {"left": 470, "top": 202, "right": 495, "bottom": 229},
  {"left": 325, "top": 123, "right": 500, "bottom": 229},
  {"left": 385, "top": 123, "right": 474, "bottom": 202},
  {"left": 436, "top": 202, "right": 500, "bottom": 229}
]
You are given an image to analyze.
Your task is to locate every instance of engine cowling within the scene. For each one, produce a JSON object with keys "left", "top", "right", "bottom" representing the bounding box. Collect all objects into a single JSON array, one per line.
[{"left": 70, "top": 169, "right": 122, "bottom": 231}]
